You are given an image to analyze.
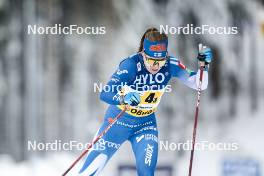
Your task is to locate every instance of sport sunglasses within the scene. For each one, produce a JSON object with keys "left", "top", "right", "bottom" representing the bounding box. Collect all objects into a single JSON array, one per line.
[{"left": 145, "top": 54, "right": 167, "bottom": 67}]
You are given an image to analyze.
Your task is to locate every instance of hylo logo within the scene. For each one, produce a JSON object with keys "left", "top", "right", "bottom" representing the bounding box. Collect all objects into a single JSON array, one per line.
[{"left": 133, "top": 73, "right": 165, "bottom": 85}]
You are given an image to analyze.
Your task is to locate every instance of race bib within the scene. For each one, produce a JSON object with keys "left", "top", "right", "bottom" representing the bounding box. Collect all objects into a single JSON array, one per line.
[{"left": 117, "top": 85, "right": 165, "bottom": 117}]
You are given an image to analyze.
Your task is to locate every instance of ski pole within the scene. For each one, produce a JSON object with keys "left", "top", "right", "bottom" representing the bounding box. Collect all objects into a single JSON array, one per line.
[
  {"left": 188, "top": 44, "right": 205, "bottom": 176},
  {"left": 62, "top": 107, "right": 127, "bottom": 176}
]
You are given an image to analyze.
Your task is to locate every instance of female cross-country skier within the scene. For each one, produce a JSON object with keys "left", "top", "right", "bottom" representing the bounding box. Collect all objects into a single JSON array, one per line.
[{"left": 78, "top": 27, "right": 212, "bottom": 176}]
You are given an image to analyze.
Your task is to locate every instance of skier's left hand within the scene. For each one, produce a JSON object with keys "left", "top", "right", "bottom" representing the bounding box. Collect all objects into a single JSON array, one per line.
[{"left": 197, "top": 46, "right": 212, "bottom": 65}]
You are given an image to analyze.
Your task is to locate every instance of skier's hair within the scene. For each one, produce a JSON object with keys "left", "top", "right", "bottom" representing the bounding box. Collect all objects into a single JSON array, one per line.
[{"left": 138, "top": 27, "right": 168, "bottom": 52}]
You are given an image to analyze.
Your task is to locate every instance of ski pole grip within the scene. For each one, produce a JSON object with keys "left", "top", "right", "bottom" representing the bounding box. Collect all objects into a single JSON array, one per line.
[{"left": 199, "top": 43, "right": 203, "bottom": 53}]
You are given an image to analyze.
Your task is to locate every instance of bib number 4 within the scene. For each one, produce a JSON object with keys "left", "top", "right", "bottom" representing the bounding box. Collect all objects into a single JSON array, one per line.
[{"left": 145, "top": 93, "right": 157, "bottom": 103}]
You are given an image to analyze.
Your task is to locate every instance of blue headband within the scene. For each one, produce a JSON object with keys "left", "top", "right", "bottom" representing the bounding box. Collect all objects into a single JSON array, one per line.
[{"left": 143, "top": 38, "right": 168, "bottom": 58}]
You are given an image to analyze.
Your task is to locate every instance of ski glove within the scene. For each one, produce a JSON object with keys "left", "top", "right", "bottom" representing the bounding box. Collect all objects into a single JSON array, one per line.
[
  {"left": 123, "top": 92, "right": 141, "bottom": 106},
  {"left": 197, "top": 47, "right": 212, "bottom": 65}
]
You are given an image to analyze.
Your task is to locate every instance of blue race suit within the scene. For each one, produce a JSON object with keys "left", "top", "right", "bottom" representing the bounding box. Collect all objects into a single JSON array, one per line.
[{"left": 79, "top": 52, "right": 208, "bottom": 176}]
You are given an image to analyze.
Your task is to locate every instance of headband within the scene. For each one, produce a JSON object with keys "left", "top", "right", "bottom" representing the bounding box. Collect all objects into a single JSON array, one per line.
[{"left": 143, "top": 38, "right": 168, "bottom": 58}]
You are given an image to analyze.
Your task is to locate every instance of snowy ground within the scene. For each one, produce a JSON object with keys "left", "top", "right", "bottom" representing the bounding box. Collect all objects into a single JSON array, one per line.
[
  {"left": 176, "top": 106, "right": 264, "bottom": 176},
  {"left": 0, "top": 102, "right": 263, "bottom": 176}
]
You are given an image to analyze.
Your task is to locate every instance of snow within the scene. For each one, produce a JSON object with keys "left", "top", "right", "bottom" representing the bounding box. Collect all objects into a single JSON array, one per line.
[
  {"left": 1, "top": 0, "right": 264, "bottom": 175},
  {"left": 0, "top": 104, "right": 263, "bottom": 176}
]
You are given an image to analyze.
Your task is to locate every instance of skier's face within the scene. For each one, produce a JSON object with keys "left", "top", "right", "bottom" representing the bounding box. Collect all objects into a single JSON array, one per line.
[{"left": 143, "top": 53, "right": 167, "bottom": 74}]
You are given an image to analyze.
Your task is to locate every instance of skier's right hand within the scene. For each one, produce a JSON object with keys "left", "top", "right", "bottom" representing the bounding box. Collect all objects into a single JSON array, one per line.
[
  {"left": 123, "top": 92, "right": 141, "bottom": 106},
  {"left": 197, "top": 45, "right": 212, "bottom": 65}
]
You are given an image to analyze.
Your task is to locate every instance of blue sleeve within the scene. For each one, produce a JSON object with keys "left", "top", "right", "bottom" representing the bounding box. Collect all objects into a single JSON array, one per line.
[
  {"left": 169, "top": 57, "right": 208, "bottom": 90},
  {"left": 100, "top": 58, "right": 137, "bottom": 105}
]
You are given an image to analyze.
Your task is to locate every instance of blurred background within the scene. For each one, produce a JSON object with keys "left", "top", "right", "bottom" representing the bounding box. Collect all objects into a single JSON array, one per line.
[{"left": 0, "top": 0, "right": 264, "bottom": 175}]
